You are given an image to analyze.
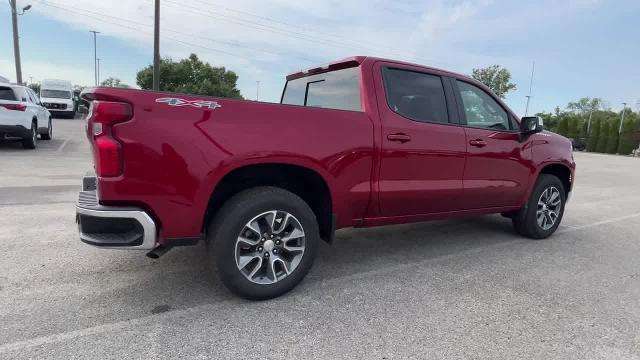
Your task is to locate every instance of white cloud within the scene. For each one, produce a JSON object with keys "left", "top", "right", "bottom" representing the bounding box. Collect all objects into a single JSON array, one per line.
[{"left": 8, "top": 0, "right": 628, "bottom": 111}]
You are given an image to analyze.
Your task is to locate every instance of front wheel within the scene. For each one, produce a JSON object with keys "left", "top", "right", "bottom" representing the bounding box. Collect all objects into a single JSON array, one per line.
[
  {"left": 512, "top": 174, "right": 566, "bottom": 239},
  {"left": 207, "top": 186, "right": 319, "bottom": 300},
  {"left": 40, "top": 119, "right": 52, "bottom": 140}
]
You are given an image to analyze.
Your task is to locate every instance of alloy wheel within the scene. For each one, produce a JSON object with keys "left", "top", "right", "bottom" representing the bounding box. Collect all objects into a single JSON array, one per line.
[
  {"left": 235, "top": 210, "right": 305, "bottom": 284},
  {"left": 536, "top": 186, "right": 561, "bottom": 230}
]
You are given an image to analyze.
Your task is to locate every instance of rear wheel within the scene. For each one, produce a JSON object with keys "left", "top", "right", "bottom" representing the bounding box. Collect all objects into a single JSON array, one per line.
[
  {"left": 207, "top": 186, "right": 319, "bottom": 300},
  {"left": 40, "top": 118, "right": 52, "bottom": 140},
  {"left": 512, "top": 174, "right": 566, "bottom": 239},
  {"left": 22, "top": 121, "right": 37, "bottom": 149}
]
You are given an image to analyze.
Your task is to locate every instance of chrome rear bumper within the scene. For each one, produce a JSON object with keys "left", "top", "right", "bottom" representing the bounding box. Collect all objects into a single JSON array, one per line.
[{"left": 76, "top": 175, "right": 157, "bottom": 250}]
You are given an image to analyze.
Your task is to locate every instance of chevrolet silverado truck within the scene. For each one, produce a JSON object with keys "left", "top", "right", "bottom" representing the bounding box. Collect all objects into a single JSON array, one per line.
[{"left": 76, "top": 56, "right": 575, "bottom": 299}]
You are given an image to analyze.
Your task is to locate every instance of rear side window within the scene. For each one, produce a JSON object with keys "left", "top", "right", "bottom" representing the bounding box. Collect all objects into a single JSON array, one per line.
[
  {"left": 382, "top": 68, "right": 449, "bottom": 124},
  {"left": 281, "top": 67, "right": 362, "bottom": 111},
  {"left": 0, "top": 87, "right": 17, "bottom": 101}
]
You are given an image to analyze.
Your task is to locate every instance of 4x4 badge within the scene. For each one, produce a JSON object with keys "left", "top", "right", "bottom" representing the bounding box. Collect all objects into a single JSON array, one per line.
[{"left": 156, "top": 97, "right": 222, "bottom": 109}]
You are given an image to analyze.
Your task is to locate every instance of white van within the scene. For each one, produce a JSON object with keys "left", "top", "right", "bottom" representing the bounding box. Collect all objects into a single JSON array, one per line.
[{"left": 40, "top": 79, "right": 75, "bottom": 118}]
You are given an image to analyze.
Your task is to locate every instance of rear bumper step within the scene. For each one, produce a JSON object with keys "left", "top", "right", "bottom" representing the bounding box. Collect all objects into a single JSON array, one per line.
[{"left": 76, "top": 176, "right": 157, "bottom": 250}]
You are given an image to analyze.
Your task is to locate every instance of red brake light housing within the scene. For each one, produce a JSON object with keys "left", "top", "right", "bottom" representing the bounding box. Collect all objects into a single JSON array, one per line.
[
  {"left": 0, "top": 103, "right": 27, "bottom": 111},
  {"left": 88, "top": 101, "right": 133, "bottom": 177}
]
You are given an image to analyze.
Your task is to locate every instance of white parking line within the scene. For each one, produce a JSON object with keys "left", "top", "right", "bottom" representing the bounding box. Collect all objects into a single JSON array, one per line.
[
  {"left": 56, "top": 138, "right": 71, "bottom": 153},
  {"left": 1, "top": 211, "right": 639, "bottom": 354}
]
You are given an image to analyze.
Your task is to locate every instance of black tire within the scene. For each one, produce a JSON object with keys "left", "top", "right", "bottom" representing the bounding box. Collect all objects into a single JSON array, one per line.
[
  {"left": 207, "top": 186, "right": 319, "bottom": 300},
  {"left": 40, "top": 118, "right": 52, "bottom": 140},
  {"left": 68, "top": 111, "right": 76, "bottom": 119},
  {"left": 512, "top": 174, "right": 566, "bottom": 239},
  {"left": 22, "top": 121, "right": 37, "bottom": 149}
]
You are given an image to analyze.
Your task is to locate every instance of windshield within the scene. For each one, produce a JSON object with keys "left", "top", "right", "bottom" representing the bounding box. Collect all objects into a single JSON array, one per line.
[
  {"left": 281, "top": 66, "right": 362, "bottom": 112},
  {"left": 41, "top": 89, "right": 71, "bottom": 99}
]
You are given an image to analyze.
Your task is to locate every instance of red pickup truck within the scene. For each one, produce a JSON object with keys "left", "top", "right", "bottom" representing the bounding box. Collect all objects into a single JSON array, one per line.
[{"left": 77, "top": 56, "right": 575, "bottom": 299}]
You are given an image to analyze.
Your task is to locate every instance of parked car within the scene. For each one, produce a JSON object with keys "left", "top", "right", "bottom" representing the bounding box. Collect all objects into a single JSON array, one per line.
[
  {"left": 0, "top": 82, "right": 52, "bottom": 149},
  {"left": 76, "top": 56, "right": 575, "bottom": 299},
  {"left": 570, "top": 137, "right": 586, "bottom": 151},
  {"left": 40, "top": 79, "right": 75, "bottom": 118}
]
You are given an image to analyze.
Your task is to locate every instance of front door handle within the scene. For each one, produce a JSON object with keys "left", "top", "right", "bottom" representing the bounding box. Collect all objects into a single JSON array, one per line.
[
  {"left": 469, "top": 139, "right": 487, "bottom": 147},
  {"left": 387, "top": 133, "right": 411, "bottom": 143}
]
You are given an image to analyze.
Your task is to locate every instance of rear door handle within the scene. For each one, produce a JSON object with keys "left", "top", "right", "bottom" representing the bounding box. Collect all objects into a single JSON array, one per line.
[
  {"left": 469, "top": 139, "right": 487, "bottom": 147},
  {"left": 387, "top": 133, "right": 411, "bottom": 143}
]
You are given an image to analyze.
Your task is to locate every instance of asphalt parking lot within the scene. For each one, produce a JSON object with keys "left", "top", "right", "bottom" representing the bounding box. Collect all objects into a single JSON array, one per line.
[{"left": 1, "top": 117, "right": 639, "bottom": 359}]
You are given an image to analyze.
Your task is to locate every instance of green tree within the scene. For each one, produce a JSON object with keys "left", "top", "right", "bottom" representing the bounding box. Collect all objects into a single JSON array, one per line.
[
  {"left": 567, "top": 97, "right": 603, "bottom": 115},
  {"left": 101, "top": 77, "right": 130, "bottom": 88},
  {"left": 136, "top": 53, "right": 242, "bottom": 99},
  {"left": 617, "top": 118, "right": 638, "bottom": 155},
  {"left": 579, "top": 118, "right": 589, "bottom": 138},
  {"left": 596, "top": 121, "right": 609, "bottom": 153},
  {"left": 470, "top": 65, "right": 516, "bottom": 98},
  {"left": 536, "top": 111, "right": 557, "bottom": 132},
  {"left": 605, "top": 120, "right": 620, "bottom": 154},
  {"left": 586, "top": 118, "right": 601, "bottom": 152},
  {"left": 556, "top": 117, "right": 569, "bottom": 136},
  {"left": 567, "top": 117, "right": 579, "bottom": 139},
  {"left": 28, "top": 83, "right": 40, "bottom": 94}
]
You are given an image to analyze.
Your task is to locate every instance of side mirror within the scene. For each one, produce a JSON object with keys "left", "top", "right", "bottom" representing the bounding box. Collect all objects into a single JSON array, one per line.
[{"left": 520, "top": 116, "right": 544, "bottom": 134}]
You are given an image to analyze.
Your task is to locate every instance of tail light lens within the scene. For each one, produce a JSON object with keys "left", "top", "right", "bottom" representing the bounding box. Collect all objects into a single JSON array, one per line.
[
  {"left": 0, "top": 103, "right": 27, "bottom": 111},
  {"left": 88, "top": 101, "right": 133, "bottom": 177}
]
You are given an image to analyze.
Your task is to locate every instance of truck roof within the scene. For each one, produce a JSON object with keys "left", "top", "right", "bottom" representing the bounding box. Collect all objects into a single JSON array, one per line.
[{"left": 286, "top": 56, "right": 468, "bottom": 81}]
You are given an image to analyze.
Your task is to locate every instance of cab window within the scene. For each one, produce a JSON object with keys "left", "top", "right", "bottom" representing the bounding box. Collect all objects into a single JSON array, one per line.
[
  {"left": 457, "top": 81, "right": 510, "bottom": 131},
  {"left": 281, "top": 66, "right": 362, "bottom": 112},
  {"left": 382, "top": 67, "right": 449, "bottom": 124}
]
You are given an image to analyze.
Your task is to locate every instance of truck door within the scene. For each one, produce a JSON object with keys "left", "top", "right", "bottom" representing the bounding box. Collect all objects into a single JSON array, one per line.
[
  {"left": 374, "top": 63, "right": 467, "bottom": 217},
  {"left": 451, "top": 79, "right": 532, "bottom": 209}
]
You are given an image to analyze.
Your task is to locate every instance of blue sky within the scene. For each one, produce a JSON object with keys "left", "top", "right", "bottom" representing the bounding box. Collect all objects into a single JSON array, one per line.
[{"left": 1, "top": 0, "right": 639, "bottom": 114}]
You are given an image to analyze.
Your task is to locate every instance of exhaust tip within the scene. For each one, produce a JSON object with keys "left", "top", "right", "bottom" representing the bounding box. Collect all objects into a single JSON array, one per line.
[{"left": 146, "top": 245, "right": 170, "bottom": 259}]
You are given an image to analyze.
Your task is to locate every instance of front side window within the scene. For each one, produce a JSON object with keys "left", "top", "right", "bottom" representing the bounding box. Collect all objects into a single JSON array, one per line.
[
  {"left": 41, "top": 89, "right": 71, "bottom": 99},
  {"left": 281, "top": 66, "right": 362, "bottom": 112},
  {"left": 457, "top": 81, "right": 510, "bottom": 131},
  {"left": 382, "top": 68, "right": 449, "bottom": 124}
]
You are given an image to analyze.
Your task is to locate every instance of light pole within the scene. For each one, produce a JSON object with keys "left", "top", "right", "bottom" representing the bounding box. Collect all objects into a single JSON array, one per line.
[
  {"left": 256, "top": 81, "right": 260, "bottom": 101},
  {"left": 524, "top": 61, "right": 535, "bottom": 116},
  {"left": 97, "top": 58, "right": 101, "bottom": 85},
  {"left": 586, "top": 108, "right": 593, "bottom": 134},
  {"left": 10, "top": 1, "right": 31, "bottom": 84},
  {"left": 152, "top": 0, "right": 160, "bottom": 90},
  {"left": 89, "top": 30, "right": 100, "bottom": 86},
  {"left": 619, "top": 102, "right": 627, "bottom": 134}
]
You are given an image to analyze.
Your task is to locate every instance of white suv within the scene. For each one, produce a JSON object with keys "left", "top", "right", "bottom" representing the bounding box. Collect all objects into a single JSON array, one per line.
[{"left": 0, "top": 83, "right": 52, "bottom": 149}]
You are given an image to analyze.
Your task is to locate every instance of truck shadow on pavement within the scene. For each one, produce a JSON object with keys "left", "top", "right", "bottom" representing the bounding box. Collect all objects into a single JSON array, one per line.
[{"left": 122, "top": 215, "right": 521, "bottom": 306}]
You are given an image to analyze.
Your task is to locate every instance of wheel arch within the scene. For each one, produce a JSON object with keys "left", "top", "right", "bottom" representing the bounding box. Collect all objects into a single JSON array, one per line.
[
  {"left": 533, "top": 162, "right": 573, "bottom": 198},
  {"left": 201, "top": 162, "right": 335, "bottom": 243}
]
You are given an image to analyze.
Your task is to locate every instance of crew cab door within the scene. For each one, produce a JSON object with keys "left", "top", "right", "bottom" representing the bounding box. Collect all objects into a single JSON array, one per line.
[
  {"left": 452, "top": 79, "right": 532, "bottom": 209},
  {"left": 374, "top": 63, "right": 466, "bottom": 217}
]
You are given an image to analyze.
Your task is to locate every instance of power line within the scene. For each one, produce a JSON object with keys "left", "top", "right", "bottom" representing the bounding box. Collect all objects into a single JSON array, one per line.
[
  {"left": 164, "top": 0, "right": 456, "bottom": 68},
  {"left": 186, "top": 0, "right": 407, "bottom": 55},
  {"left": 36, "top": 0, "right": 319, "bottom": 65}
]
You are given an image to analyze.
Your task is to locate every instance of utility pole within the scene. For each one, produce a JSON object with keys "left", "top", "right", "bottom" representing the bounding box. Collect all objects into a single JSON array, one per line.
[
  {"left": 256, "top": 81, "right": 260, "bottom": 101},
  {"left": 619, "top": 102, "right": 627, "bottom": 134},
  {"left": 152, "top": 0, "right": 160, "bottom": 91},
  {"left": 97, "top": 58, "right": 101, "bottom": 85},
  {"left": 524, "top": 61, "right": 535, "bottom": 116},
  {"left": 10, "top": 0, "right": 31, "bottom": 84},
  {"left": 587, "top": 108, "right": 593, "bottom": 134},
  {"left": 89, "top": 30, "right": 100, "bottom": 86}
]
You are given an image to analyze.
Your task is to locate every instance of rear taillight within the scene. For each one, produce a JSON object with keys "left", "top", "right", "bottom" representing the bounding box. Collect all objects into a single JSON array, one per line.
[
  {"left": 89, "top": 101, "right": 133, "bottom": 177},
  {"left": 0, "top": 104, "right": 27, "bottom": 111}
]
